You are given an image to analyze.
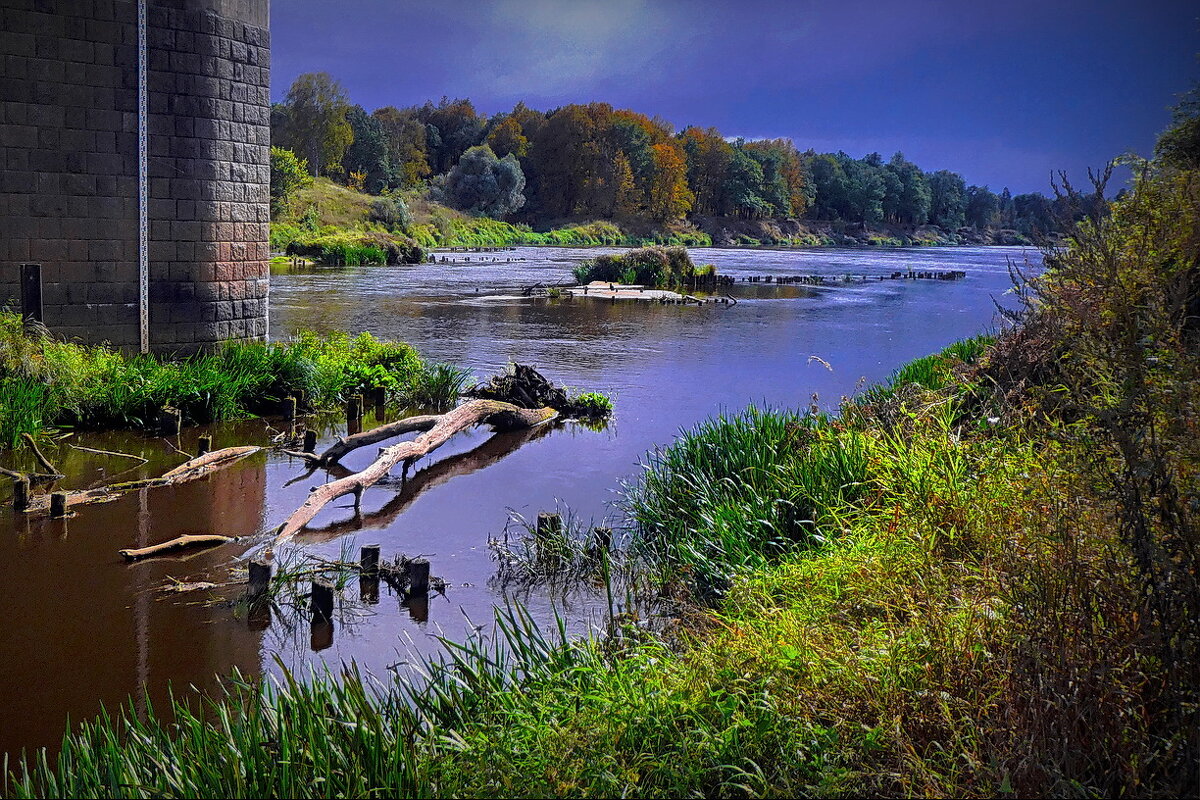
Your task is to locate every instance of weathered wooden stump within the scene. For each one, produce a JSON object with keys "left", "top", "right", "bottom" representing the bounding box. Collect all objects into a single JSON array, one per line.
[
  {"left": 248, "top": 558, "right": 271, "bottom": 600},
  {"left": 12, "top": 476, "right": 29, "bottom": 512},
  {"left": 49, "top": 491, "right": 68, "bottom": 519},
  {"left": 347, "top": 395, "right": 363, "bottom": 421},
  {"left": 158, "top": 407, "right": 182, "bottom": 436},
  {"left": 311, "top": 579, "right": 334, "bottom": 623},
  {"left": 197, "top": 435, "right": 211, "bottom": 457},
  {"left": 408, "top": 558, "right": 430, "bottom": 595},
  {"left": 360, "top": 544, "right": 380, "bottom": 578},
  {"left": 302, "top": 429, "right": 318, "bottom": 453},
  {"left": 281, "top": 396, "right": 297, "bottom": 420}
]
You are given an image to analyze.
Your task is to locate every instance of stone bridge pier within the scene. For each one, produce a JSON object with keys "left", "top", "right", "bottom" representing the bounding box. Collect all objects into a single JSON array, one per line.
[{"left": 0, "top": 0, "right": 270, "bottom": 353}]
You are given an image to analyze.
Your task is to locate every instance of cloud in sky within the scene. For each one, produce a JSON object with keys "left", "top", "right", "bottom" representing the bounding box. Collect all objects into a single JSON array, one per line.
[
  {"left": 270, "top": 0, "right": 1200, "bottom": 193},
  {"left": 476, "top": 0, "right": 677, "bottom": 95}
]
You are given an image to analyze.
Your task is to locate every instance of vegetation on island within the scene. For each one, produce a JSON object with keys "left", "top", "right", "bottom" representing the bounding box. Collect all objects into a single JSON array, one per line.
[
  {"left": 571, "top": 245, "right": 717, "bottom": 287},
  {"left": 0, "top": 316, "right": 468, "bottom": 448},
  {"left": 267, "top": 72, "right": 1080, "bottom": 253}
]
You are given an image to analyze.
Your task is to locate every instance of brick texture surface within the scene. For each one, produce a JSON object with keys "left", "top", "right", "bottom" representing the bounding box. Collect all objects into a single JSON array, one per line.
[{"left": 0, "top": 0, "right": 270, "bottom": 353}]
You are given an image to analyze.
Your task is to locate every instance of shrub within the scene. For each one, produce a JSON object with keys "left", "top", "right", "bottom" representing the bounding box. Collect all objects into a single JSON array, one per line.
[{"left": 572, "top": 245, "right": 702, "bottom": 287}]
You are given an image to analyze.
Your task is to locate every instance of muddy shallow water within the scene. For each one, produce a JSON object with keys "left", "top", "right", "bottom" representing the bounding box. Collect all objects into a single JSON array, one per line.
[{"left": 0, "top": 245, "right": 1040, "bottom": 757}]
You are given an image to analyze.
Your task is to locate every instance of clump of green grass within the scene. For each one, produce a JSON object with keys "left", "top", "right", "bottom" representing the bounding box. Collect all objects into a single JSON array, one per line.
[
  {"left": 624, "top": 406, "right": 869, "bottom": 594},
  {"left": 489, "top": 506, "right": 617, "bottom": 591},
  {"left": 0, "top": 313, "right": 437, "bottom": 446},
  {"left": 282, "top": 229, "right": 424, "bottom": 266},
  {"left": 567, "top": 390, "right": 613, "bottom": 417},
  {"left": 395, "top": 362, "right": 472, "bottom": 411}
]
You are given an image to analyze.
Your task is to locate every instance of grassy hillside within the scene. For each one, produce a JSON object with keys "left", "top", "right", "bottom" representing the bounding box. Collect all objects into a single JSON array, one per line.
[{"left": 271, "top": 179, "right": 1008, "bottom": 253}]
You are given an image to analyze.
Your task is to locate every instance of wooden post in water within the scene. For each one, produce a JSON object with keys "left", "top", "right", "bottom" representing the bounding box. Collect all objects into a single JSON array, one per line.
[
  {"left": 407, "top": 558, "right": 430, "bottom": 595},
  {"left": 302, "top": 429, "right": 318, "bottom": 453},
  {"left": 196, "top": 435, "right": 211, "bottom": 457},
  {"left": 158, "top": 407, "right": 181, "bottom": 436},
  {"left": 247, "top": 558, "right": 271, "bottom": 599},
  {"left": 346, "top": 395, "right": 363, "bottom": 422},
  {"left": 536, "top": 512, "right": 562, "bottom": 540},
  {"left": 359, "top": 544, "right": 381, "bottom": 604},
  {"left": 592, "top": 526, "right": 612, "bottom": 551},
  {"left": 49, "top": 492, "right": 68, "bottom": 519},
  {"left": 372, "top": 386, "right": 387, "bottom": 409},
  {"left": 281, "top": 396, "right": 296, "bottom": 420},
  {"left": 360, "top": 544, "right": 380, "bottom": 578},
  {"left": 12, "top": 476, "right": 29, "bottom": 512},
  {"left": 311, "top": 579, "right": 334, "bottom": 623}
]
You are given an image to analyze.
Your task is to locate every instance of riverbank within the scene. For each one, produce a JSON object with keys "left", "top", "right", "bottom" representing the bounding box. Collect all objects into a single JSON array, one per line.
[
  {"left": 0, "top": 316, "right": 466, "bottom": 449},
  {"left": 7, "top": 330, "right": 1187, "bottom": 797},
  {"left": 270, "top": 178, "right": 1032, "bottom": 261}
]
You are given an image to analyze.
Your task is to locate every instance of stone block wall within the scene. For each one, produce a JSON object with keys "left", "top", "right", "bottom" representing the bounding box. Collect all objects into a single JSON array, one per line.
[{"left": 0, "top": 0, "right": 269, "bottom": 353}]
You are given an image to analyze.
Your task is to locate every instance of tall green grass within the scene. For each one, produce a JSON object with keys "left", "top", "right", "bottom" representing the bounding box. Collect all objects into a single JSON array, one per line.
[
  {"left": 625, "top": 406, "right": 869, "bottom": 593},
  {"left": 0, "top": 313, "right": 460, "bottom": 446}
]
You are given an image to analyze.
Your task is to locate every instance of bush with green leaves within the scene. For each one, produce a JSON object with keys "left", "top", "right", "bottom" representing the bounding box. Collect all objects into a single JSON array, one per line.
[{"left": 572, "top": 245, "right": 700, "bottom": 287}]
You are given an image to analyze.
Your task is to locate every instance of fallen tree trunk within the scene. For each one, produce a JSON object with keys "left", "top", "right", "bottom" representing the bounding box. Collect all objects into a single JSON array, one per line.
[
  {"left": 283, "top": 414, "right": 441, "bottom": 467},
  {"left": 274, "top": 400, "right": 555, "bottom": 545},
  {"left": 22, "top": 446, "right": 260, "bottom": 515},
  {"left": 161, "top": 446, "right": 260, "bottom": 479},
  {"left": 120, "top": 534, "right": 237, "bottom": 561},
  {"left": 292, "top": 422, "right": 554, "bottom": 544}
]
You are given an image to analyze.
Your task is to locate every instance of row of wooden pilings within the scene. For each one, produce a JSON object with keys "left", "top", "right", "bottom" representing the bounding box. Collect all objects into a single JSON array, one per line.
[
  {"left": 741, "top": 269, "right": 968, "bottom": 285},
  {"left": 246, "top": 544, "right": 434, "bottom": 625},
  {"left": 435, "top": 255, "right": 527, "bottom": 264}
]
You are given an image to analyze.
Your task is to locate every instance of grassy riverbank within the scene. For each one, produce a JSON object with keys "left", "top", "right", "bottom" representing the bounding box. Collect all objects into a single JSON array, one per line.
[
  {"left": 0, "top": 318, "right": 467, "bottom": 448},
  {"left": 270, "top": 178, "right": 1024, "bottom": 257},
  {"left": 9, "top": 319, "right": 1192, "bottom": 797}
]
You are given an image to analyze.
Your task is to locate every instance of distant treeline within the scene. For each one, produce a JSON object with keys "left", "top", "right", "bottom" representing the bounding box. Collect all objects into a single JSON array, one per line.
[{"left": 272, "top": 72, "right": 1082, "bottom": 236}]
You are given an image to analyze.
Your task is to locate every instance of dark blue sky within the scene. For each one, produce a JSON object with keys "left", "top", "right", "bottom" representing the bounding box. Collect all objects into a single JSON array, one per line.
[{"left": 272, "top": 0, "right": 1199, "bottom": 194}]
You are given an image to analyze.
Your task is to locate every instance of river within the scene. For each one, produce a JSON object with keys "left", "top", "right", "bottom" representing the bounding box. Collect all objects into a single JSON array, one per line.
[{"left": 0, "top": 245, "right": 1039, "bottom": 757}]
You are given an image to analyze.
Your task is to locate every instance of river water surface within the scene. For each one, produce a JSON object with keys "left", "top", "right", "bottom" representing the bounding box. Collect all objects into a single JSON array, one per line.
[{"left": 0, "top": 245, "right": 1039, "bottom": 757}]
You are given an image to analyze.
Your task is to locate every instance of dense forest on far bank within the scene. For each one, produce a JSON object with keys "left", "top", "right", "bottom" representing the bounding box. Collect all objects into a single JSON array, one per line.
[{"left": 268, "top": 72, "right": 1091, "bottom": 256}]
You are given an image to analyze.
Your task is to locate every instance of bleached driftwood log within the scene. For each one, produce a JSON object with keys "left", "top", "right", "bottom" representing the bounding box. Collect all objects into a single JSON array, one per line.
[
  {"left": 23, "top": 446, "right": 260, "bottom": 515},
  {"left": 119, "top": 534, "right": 238, "bottom": 561},
  {"left": 274, "top": 400, "right": 554, "bottom": 544},
  {"left": 283, "top": 414, "right": 441, "bottom": 467}
]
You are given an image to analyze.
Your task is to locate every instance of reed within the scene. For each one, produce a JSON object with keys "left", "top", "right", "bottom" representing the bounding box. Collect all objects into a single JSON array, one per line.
[{"left": 0, "top": 314, "right": 453, "bottom": 446}]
